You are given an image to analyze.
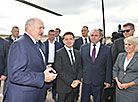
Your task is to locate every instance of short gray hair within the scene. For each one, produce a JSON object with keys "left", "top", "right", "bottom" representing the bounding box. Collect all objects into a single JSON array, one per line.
[
  {"left": 25, "top": 18, "right": 43, "bottom": 31},
  {"left": 25, "top": 18, "right": 35, "bottom": 31},
  {"left": 90, "top": 29, "right": 102, "bottom": 36},
  {"left": 124, "top": 36, "right": 138, "bottom": 52}
]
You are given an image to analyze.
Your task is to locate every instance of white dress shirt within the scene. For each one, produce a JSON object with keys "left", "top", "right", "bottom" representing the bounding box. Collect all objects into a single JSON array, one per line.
[
  {"left": 82, "top": 36, "right": 90, "bottom": 44},
  {"left": 90, "top": 42, "right": 100, "bottom": 58},
  {"left": 124, "top": 56, "right": 133, "bottom": 72},
  {"left": 48, "top": 40, "right": 55, "bottom": 63}
]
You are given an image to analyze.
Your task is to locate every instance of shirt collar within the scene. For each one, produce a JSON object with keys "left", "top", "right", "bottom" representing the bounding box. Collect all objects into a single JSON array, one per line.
[
  {"left": 82, "top": 36, "right": 88, "bottom": 40},
  {"left": 11, "top": 35, "right": 16, "bottom": 40},
  {"left": 25, "top": 32, "right": 37, "bottom": 44},
  {"left": 48, "top": 40, "right": 55, "bottom": 44},
  {"left": 64, "top": 45, "right": 73, "bottom": 51},
  {"left": 91, "top": 42, "right": 100, "bottom": 47}
]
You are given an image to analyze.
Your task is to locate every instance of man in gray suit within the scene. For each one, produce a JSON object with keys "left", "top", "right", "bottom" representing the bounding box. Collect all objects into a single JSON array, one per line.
[
  {"left": 80, "top": 29, "right": 112, "bottom": 102},
  {"left": 4, "top": 18, "right": 57, "bottom": 102},
  {"left": 54, "top": 32, "right": 82, "bottom": 102}
]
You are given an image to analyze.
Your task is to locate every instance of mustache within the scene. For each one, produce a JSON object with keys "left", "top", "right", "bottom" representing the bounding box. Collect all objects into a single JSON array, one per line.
[{"left": 39, "top": 33, "right": 43, "bottom": 36}]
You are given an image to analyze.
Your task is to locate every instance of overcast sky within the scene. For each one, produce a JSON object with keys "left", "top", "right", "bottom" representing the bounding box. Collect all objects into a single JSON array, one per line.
[{"left": 0, "top": 0, "right": 138, "bottom": 37}]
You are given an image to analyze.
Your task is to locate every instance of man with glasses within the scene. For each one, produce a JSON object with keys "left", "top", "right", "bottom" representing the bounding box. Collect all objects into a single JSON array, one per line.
[{"left": 112, "top": 22, "right": 135, "bottom": 64}]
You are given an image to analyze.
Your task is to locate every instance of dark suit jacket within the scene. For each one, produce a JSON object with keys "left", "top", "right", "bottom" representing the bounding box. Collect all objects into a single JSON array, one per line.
[
  {"left": 5, "top": 35, "right": 20, "bottom": 45},
  {"left": 0, "top": 38, "right": 9, "bottom": 76},
  {"left": 73, "top": 37, "right": 90, "bottom": 51},
  {"left": 4, "top": 34, "right": 47, "bottom": 102},
  {"left": 112, "top": 37, "right": 125, "bottom": 64},
  {"left": 80, "top": 43, "right": 112, "bottom": 86},
  {"left": 58, "top": 36, "right": 63, "bottom": 44},
  {"left": 44, "top": 40, "right": 62, "bottom": 64},
  {"left": 54, "top": 47, "right": 82, "bottom": 93}
]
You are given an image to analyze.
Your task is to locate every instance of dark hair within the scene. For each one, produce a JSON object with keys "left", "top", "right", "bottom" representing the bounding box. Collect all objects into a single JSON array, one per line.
[
  {"left": 82, "top": 26, "right": 88, "bottom": 30},
  {"left": 55, "top": 28, "right": 61, "bottom": 33},
  {"left": 12, "top": 26, "right": 19, "bottom": 30},
  {"left": 123, "top": 22, "right": 135, "bottom": 29},
  {"left": 63, "top": 32, "right": 74, "bottom": 39},
  {"left": 48, "top": 29, "right": 55, "bottom": 33}
]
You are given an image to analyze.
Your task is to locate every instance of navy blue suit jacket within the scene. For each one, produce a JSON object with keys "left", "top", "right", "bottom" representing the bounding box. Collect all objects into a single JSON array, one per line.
[
  {"left": 80, "top": 43, "right": 112, "bottom": 86},
  {"left": 44, "top": 39, "right": 62, "bottom": 64},
  {"left": 0, "top": 38, "right": 9, "bottom": 76},
  {"left": 4, "top": 34, "right": 47, "bottom": 102},
  {"left": 73, "top": 37, "right": 90, "bottom": 51}
]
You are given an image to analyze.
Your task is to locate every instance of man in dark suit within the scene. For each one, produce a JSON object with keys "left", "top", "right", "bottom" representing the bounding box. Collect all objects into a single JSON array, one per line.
[
  {"left": 73, "top": 26, "right": 90, "bottom": 51},
  {"left": 80, "top": 29, "right": 112, "bottom": 102},
  {"left": 54, "top": 32, "right": 82, "bottom": 102},
  {"left": 112, "top": 23, "right": 135, "bottom": 64},
  {"left": 55, "top": 28, "right": 63, "bottom": 45},
  {"left": 44, "top": 29, "right": 62, "bottom": 101},
  {"left": 5, "top": 26, "right": 20, "bottom": 45},
  {"left": 4, "top": 18, "right": 57, "bottom": 102},
  {"left": 0, "top": 37, "right": 9, "bottom": 81}
]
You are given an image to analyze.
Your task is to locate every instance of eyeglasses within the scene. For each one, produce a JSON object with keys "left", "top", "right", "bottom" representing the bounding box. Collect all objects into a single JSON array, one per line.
[{"left": 122, "top": 28, "right": 133, "bottom": 33}]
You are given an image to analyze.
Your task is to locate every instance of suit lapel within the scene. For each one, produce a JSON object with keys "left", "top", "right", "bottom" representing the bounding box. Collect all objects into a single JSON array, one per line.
[
  {"left": 127, "top": 53, "right": 138, "bottom": 69},
  {"left": 63, "top": 47, "right": 75, "bottom": 73},
  {"left": 86, "top": 44, "right": 92, "bottom": 63},
  {"left": 93, "top": 44, "right": 103, "bottom": 63},
  {"left": 80, "top": 37, "right": 84, "bottom": 44},
  {"left": 72, "top": 50, "right": 77, "bottom": 72},
  {"left": 24, "top": 34, "right": 44, "bottom": 64},
  {"left": 121, "top": 53, "right": 127, "bottom": 69}
]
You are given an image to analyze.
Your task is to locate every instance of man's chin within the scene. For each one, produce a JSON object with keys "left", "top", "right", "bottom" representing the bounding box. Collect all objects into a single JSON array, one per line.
[{"left": 38, "top": 36, "right": 42, "bottom": 40}]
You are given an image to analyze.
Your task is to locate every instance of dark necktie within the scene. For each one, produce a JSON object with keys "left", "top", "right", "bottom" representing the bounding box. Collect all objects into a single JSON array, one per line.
[
  {"left": 92, "top": 45, "right": 96, "bottom": 63},
  {"left": 85, "top": 38, "right": 87, "bottom": 44},
  {"left": 56, "top": 37, "right": 58, "bottom": 42},
  {"left": 69, "top": 50, "right": 75, "bottom": 65}
]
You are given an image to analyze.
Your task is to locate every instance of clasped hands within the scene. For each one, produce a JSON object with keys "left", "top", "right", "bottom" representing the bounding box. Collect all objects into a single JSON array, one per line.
[
  {"left": 117, "top": 81, "right": 129, "bottom": 90},
  {"left": 44, "top": 64, "right": 57, "bottom": 82}
]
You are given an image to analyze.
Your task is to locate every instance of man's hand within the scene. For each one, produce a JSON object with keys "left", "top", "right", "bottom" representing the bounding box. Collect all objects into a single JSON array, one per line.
[
  {"left": 0, "top": 75, "right": 7, "bottom": 81},
  {"left": 104, "top": 82, "right": 110, "bottom": 87},
  {"left": 44, "top": 68, "right": 57, "bottom": 82},
  {"left": 71, "top": 80, "right": 80, "bottom": 88}
]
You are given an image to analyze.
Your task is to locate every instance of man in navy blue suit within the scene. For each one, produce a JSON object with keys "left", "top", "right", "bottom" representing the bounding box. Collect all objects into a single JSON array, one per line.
[
  {"left": 80, "top": 29, "right": 112, "bottom": 102},
  {"left": 4, "top": 18, "right": 57, "bottom": 102},
  {"left": 73, "top": 26, "right": 90, "bottom": 51},
  {"left": 0, "top": 37, "right": 9, "bottom": 81},
  {"left": 44, "top": 29, "right": 62, "bottom": 101}
]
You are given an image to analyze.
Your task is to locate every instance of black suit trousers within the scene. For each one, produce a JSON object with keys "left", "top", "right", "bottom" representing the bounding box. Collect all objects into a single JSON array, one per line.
[{"left": 57, "top": 90, "right": 75, "bottom": 102}]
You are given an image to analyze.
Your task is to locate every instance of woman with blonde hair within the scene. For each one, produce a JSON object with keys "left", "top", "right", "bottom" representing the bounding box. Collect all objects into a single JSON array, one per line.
[{"left": 113, "top": 36, "right": 138, "bottom": 102}]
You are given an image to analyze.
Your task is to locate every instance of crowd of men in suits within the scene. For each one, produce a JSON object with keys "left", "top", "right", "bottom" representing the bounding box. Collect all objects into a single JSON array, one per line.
[{"left": 0, "top": 17, "right": 136, "bottom": 102}]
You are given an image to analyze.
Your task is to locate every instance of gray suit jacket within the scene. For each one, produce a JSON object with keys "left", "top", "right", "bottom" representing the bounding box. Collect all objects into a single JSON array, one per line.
[
  {"left": 113, "top": 52, "right": 138, "bottom": 87},
  {"left": 54, "top": 47, "right": 82, "bottom": 93}
]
